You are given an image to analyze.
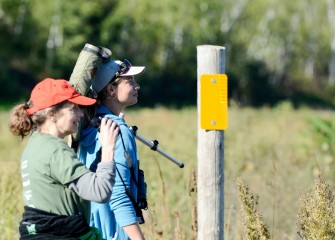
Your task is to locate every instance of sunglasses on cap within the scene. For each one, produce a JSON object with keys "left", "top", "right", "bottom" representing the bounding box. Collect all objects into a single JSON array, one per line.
[{"left": 115, "top": 59, "right": 132, "bottom": 77}]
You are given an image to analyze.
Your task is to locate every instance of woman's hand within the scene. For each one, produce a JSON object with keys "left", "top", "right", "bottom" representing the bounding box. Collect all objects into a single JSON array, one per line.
[{"left": 99, "top": 118, "right": 119, "bottom": 163}]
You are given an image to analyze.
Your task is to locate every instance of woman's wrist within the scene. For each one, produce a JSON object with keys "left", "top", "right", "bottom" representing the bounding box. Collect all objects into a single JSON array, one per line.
[{"left": 101, "top": 147, "right": 115, "bottom": 162}]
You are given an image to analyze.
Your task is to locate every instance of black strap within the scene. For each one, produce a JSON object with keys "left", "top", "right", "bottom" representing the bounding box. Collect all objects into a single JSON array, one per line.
[
  {"left": 93, "top": 114, "right": 140, "bottom": 208},
  {"left": 115, "top": 166, "right": 143, "bottom": 220},
  {"left": 118, "top": 126, "right": 133, "bottom": 169}
]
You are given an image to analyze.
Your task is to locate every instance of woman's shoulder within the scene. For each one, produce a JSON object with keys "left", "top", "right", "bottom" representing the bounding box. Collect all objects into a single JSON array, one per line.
[
  {"left": 97, "top": 105, "right": 126, "bottom": 124},
  {"left": 27, "top": 132, "right": 71, "bottom": 157},
  {"left": 32, "top": 132, "right": 66, "bottom": 145}
]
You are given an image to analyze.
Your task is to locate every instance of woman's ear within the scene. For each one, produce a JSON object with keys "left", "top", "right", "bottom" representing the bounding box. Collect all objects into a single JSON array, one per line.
[
  {"left": 45, "top": 108, "right": 56, "bottom": 121},
  {"left": 107, "top": 84, "right": 117, "bottom": 97},
  {"left": 45, "top": 108, "right": 53, "bottom": 116}
]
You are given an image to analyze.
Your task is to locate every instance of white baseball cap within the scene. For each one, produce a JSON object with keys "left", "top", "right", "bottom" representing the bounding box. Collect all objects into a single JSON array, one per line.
[{"left": 92, "top": 59, "right": 145, "bottom": 93}]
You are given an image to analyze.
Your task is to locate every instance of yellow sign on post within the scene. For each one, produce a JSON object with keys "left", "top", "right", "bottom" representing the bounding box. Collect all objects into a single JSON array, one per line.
[{"left": 200, "top": 74, "right": 228, "bottom": 130}]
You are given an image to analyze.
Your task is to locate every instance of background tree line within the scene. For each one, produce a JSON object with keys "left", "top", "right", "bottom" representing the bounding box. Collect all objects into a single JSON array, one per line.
[{"left": 1, "top": 0, "right": 335, "bottom": 108}]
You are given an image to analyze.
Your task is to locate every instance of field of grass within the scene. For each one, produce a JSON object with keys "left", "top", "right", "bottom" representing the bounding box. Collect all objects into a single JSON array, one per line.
[{"left": 1, "top": 103, "right": 335, "bottom": 239}]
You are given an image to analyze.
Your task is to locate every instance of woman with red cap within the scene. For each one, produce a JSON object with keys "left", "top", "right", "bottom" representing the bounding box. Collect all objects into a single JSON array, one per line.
[{"left": 9, "top": 78, "right": 119, "bottom": 239}]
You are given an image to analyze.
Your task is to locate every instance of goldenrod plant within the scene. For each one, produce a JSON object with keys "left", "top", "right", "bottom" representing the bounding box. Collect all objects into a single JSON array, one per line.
[
  {"left": 237, "top": 178, "right": 271, "bottom": 240},
  {"left": 297, "top": 174, "right": 335, "bottom": 240}
]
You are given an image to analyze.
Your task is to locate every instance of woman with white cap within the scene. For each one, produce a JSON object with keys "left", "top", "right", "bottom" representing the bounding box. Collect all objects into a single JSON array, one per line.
[
  {"left": 9, "top": 78, "right": 119, "bottom": 239},
  {"left": 78, "top": 59, "right": 146, "bottom": 240}
]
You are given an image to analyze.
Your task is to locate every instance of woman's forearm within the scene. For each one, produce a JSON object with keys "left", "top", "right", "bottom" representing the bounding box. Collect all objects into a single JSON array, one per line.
[
  {"left": 68, "top": 162, "right": 115, "bottom": 202},
  {"left": 123, "top": 223, "right": 145, "bottom": 240}
]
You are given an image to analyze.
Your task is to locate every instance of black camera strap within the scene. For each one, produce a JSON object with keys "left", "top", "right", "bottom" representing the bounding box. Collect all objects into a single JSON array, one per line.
[
  {"left": 115, "top": 165, "right": 144, "bottom": 224},
  {"left": 116, "top": 128, "right": 141, "bottom": 198}
]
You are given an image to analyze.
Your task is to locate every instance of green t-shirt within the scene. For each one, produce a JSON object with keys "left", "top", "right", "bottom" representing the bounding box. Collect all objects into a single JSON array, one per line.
[{"left": 21, "top": 132, "right": 91, "bottom": 221}]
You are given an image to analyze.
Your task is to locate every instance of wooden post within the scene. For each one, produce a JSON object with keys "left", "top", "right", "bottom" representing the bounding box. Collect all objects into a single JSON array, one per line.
[{"left": 197, "top": 45, "right": 225, "bottom": 239}]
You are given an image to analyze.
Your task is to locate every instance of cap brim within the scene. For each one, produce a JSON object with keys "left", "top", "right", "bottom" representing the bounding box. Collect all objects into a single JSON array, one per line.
[
  {"left": 120, "top": 66, "right": 145, "bottom": 76},
  {"left": 69, "top": 95, "right": 96, "bottom": 106}
]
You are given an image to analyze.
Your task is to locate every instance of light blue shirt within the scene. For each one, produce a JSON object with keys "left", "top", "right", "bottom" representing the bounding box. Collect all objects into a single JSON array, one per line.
[{"left": 78, "top": 105, "right": 139, "bottom": 240}]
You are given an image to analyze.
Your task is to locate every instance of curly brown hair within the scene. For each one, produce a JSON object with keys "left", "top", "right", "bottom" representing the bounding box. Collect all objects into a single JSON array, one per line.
[{"left": 8, "top": 101, "right": 67, "bottom": 139}]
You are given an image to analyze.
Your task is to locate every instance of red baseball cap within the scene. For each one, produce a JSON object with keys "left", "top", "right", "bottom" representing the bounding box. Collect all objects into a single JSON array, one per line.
[{"left": 26, "top": 78, "right": 96, "bottom": 115}]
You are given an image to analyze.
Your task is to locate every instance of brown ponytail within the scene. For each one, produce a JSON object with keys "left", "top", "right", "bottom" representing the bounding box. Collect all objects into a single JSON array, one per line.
[{"left": 8, "top": 104, "right": 34, "bottom": 138}]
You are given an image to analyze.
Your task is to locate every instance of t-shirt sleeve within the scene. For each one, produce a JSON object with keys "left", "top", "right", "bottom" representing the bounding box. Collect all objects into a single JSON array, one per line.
[
  {"left": 50, "top": 142, "right": 90, "bottom": 185},
  {"left": 68, "top": 161, "right": 115, "bottom": 203}
]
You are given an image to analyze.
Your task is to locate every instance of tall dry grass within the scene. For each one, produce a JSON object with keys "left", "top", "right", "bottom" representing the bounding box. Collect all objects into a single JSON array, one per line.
[
  {"left": 0, "top": 111, "right": 25, "bottom": 240},
  {"left": 225, "top": 102, "right": 335, "bottom": 239},
  {"left": 1, "top": 103, "right": 335, "bottom": 239}
]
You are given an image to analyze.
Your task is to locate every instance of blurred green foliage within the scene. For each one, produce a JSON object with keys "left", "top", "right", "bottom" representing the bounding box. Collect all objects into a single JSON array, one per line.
[
  {"left": 308, "top": 116, "right": 335, "bottom": 168},
  {"left": 1, "top": 0, "right": 335, "bottom": 108}
]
